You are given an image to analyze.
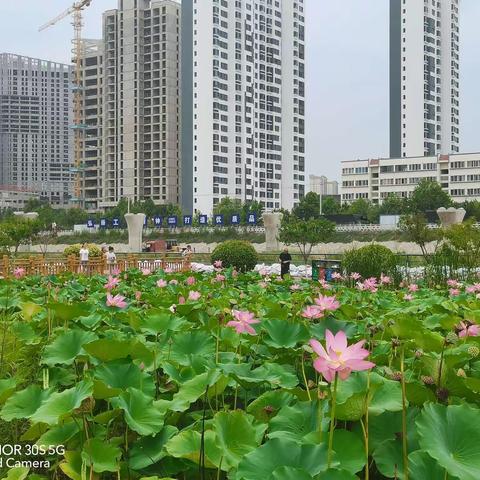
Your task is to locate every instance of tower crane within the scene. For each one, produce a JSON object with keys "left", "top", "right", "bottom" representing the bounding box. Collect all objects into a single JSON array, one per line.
[{"left": 39, "top": 0, "right": 94, "bottom": 207}]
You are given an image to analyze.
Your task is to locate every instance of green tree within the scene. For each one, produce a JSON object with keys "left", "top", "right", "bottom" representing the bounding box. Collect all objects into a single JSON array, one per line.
[
  {"left": 0, "top": 219, "right": 42, "bottom": 254},
  {"left": 347, "top": 198, "right": 372, "bottom": 217},
  {"left": 379, "top": 194, "right": 409, "bottom": 215},
  {"left": 320, "top": 196, "right": 342, "bottom": 215},
  {"left": 292, "top": 192, "right": 321, "bottom": 220},
  {"left": 278, "top": 216, "right": 336, "bottom": 263},
  {"left": 461, "top": 200, "right": 480, "bottom": 221},
  {"left": 409, "top": 180, "right": 452, "bottom": 213},
  {"left": 213, "top": 197, "right": 242, "bottom": 226},
  {"left": 399, "top": 213, "right": 441, "bottom": 261},
  {"left": 241, "top": 200, "right": 264, "bottom": 225}
]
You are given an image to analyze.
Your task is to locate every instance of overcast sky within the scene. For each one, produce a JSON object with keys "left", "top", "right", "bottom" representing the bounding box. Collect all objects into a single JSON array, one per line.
[{"left": 1, "top": 0, "right": 479, "bottom": 181}]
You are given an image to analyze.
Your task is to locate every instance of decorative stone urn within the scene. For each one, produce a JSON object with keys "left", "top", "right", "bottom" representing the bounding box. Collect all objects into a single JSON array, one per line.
[
  {"left": 124, "top": 213, "right": 146, "bottom": 252},
  {"left": 436, "top": 207, "right": 466, "bottom": 226},
  {"left": 263, "top": 212, "right": 283, "bottom": 251}
]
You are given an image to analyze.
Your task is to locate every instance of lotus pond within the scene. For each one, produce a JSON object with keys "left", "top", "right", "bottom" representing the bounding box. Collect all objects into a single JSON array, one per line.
[{"left": 0, "top": 268, "right": 480, "bottom": 480}]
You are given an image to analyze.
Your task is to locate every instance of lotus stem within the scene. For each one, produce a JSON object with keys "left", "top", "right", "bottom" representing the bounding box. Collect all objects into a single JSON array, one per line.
[
  {"left": 400, "top": 346, "right": 409, "bottom": 479},
  {"left": 327, "top": 373, "right": 338, "bottom": 468},
  {"left": 364, "top": 370, "right": 371, "bottom": 480},
  {"left": 301, "top": 352, "right": 312, "bottom": 401}
]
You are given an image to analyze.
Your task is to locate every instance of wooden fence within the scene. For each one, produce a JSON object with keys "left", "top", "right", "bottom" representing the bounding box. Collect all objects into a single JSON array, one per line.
[{"left": 0, "top": 255, "right": 191, "bottom": 278}]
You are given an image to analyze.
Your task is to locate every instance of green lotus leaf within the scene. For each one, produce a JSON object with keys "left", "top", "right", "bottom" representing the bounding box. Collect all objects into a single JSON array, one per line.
[
  {"left": 36, "top": 422, "right": 79, "bottom": 447},
  {"left": 408, "top": 450, "right": 447, "bottom": 480},
  {"left": 83, "top": 338, "right": 153, "bottom": 364},
  {"left": 165, "top": 429, "right": 222, "bottom": 468},
  {"left": 21, "top": 301, "right": 42, "bottom": 321},
  {"left": 0, "top": 468, "right": 29, "bottom": 480},
  {"left": 12, "top": 322, "right": 41, "bottom": 345},
  {"left": 30, "top": 380, "right": 93, "bottom": 425},
  {"left": 1, "top": 385, "right": 51, "bottom": 421},
  {"left": 247, "top": 390, "right": 295, "bottom": 422},
  {"left": 94, "top": 358, "right": 155, "bottom": 396},
  {"left": 42, "top": 329, "right": 98, "bottom": 366},
  {"left": 416, "top": 403, "right": 480, "bottom": 480},
  {"left": 331, "top": 429, "right": 366, "bottom": 474},
  {"left": 315, "top": 471, "right": 359, "bottom": 480},
  {"left": 0, "top": 378, "right": 17, "bottom": 404},
  {"left": 140, "top": 311, "right": 186, "bottom": 334},
  {"left": 262, "top": 319, "right": 309, "bottom": 349},
  {"left": 169, "top": 330, "right": 215, "bottom": 366},
  {"left": 213, "top": 410, "right": 265, "bottom": 470},
  {"left": 111, "top": 387, "right": 164, "bottom": 435},
  {"left": 268, "top": 466, "right": 313, "bottom": 480},
  {"left": 372, "top": 438, "right": 404, "bottom": 479},
  {"left": 129, "top": 426, "right": 178, "bottom": 470},
  {"left": 47, "top": 302, "right": 91, "bottom": 322},
  {"left": 81, "top": 438, "right": 122, "bottom": 473},
  {"left": 236, "top": 439, "right": 331, "bottom": 480}
]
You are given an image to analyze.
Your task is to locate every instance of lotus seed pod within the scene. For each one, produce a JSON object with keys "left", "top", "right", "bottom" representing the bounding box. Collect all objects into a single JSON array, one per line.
[
  {"left": 391, "top": 338, "right": 401, "bottom": 348},
  {"left": 468, "top": 345, "right": 479, "bottom": 358},
  {"left": 436, "top": 387, "right": 449, "bottom": 402},
  {"left": 445, "top": 332, "right": 458, "bottom": 345},
  {"left": 421, "top": 375, "right": 435, "bottom": 385}
]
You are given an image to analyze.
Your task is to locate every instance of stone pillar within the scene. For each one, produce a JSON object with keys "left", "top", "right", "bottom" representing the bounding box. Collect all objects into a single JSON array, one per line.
[
  {"left": 436, "top": 207, "right": 466, "bottom": 226},
  {"left": 263, "top": 212, "right": 283, "bottom": 252},
  {"left": 124, "top": 213, "right": 146, "bottom": 253}
]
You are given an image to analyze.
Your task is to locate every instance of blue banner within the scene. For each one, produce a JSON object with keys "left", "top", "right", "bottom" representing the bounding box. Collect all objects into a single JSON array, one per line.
[
  {"left": 183, "top": 215, "right": 193, "bottom": 226},
  {"left": 247, "top": 212, "right": 257, "bottom": 225},
  {"left": 143, "top": 216, "right": 148, "bottom": 228},
  {"left": 231, "top": 213, "right": 241, "bottom": 225},
  {"left": 167, "top": 216, "right": 178, "bottom": 227},
  {"left": 214, "top": 214, "right": 224, "bottom": 226},
  {"left": 199, "top": 215, "right": 208, "bottom": 226},
  {"left": 153, "top": 216, "right": 162, "bottom": 227},
  {"left": 99, "top": 218, "right": 107, "bottom": 229},
  {"left": 112, "top": 218, "right": 120, "bottom": 228},
  {"left": 86, "top": 219, "right": 95, "bottom": 228}
]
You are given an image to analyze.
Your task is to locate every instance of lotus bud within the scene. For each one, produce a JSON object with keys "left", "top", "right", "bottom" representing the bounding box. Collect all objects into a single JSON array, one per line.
[
  {"left": 457, "top": 368, "right": 467, "bottom": 378},
  {"left": 414, "top": 349, "right": 423, "bottom": 358},
  {"left": 307, "top": 380, "right": 316, "bottom": 389},
  {"left": 317, "top": 390, "right": 328, "bottom": 400}
]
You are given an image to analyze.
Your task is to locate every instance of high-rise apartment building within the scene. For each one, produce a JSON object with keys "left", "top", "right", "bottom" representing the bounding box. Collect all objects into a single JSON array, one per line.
[
  {"left": 80, "top": 0, "right": 181, "bottom": 210},
  {"left": 390, "top": 0, "right": 460, "bottom": 158},
  {"left": 181, "top": 0, "right": 306, "bottom": 215},
  {"left": 309, "top": 175, "right": 339, "bottom": 196},
  {"left": 0, "top": 53, "right": 73, "bottom": 206}
]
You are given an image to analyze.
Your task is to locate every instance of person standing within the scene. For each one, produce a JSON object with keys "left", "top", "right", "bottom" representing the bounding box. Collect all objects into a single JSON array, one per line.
[
  {"left": 79, "top": 243, "right": 89, "bottom": 273},
  {"left": 106, "top": 246, "right": 117, "bottom": 274},
  {"left": 279, "top": 247, "right": 292, "bottom": 279}
]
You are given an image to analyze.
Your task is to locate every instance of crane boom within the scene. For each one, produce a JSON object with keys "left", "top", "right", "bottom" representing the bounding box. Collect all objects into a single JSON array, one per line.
[
  {"left": 39, "top": 7, "right": 74, "bottom": 32},
  {"left": 38, "top": 0, "right": 94, "bottom": 208}
]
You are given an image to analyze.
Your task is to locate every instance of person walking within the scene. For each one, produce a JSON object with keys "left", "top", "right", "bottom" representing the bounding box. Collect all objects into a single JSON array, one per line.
[
  {"left": 279, "top": 247, "right": 292, "bottom": 279},
  {"left": 79, "top": 243, "right": 89, "bottom": 273},
  {"left": 106, "top": 246, "right": 117, "bottom": 274}
]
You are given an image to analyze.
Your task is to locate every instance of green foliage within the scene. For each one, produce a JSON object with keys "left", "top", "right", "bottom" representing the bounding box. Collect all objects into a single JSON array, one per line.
[
  {"left": 63, "top": 243, "right": 102, "bottom": 258},
  {"left": 409, "top": 179, "right": 452, "bottom": 213},
  {"left": 279, "top": 216, "right": 336, "bottom": 263},
  {"left": 0, "top": 219, "right": 42, "bottom": 254},
  {"left": 211, "top": 240, "right": 258, "bottom": 272},
  {"left": 213, "top": 197, "right": 264, "bottom": 226},
  {"left": 321, "top": 196, "right": 343, "bottom": 215},
  {"left": 399, "top": 213, "right": 441, "bottom": 260},
  {"left": 292, "top": 192, "right": 322, "bottom": 220},
  {"left": 379, "top": 194, "right": 409, "bottom": 215},
  {"left": 342, "top": 244, "right": 397, "bottom": 278}
]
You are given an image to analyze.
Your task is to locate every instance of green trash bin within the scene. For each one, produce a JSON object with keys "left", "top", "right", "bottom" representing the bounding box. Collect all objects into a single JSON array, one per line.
[{"left": 312, "top": 260, "right": 326, "bottom": 281}]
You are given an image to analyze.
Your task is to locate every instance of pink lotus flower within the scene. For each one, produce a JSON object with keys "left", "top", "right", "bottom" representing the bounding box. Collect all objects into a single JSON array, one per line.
[
  {"left": 106, "top": 293, "right": 127, "bottom": 309},
  {"left": 364, "top": 277, "right": 378, "bottom": 292},
  {"left": 164, "top": 267, "right": 173, "bottom": 274},
  {"left": 188, "top": 290, "right": 201, "bottom": 301},
  {"left": 169, "top": 279, "right": 178, "bottom": 285},
  {"left": 178, "top": 296, "right": 186, "bottom": 305},
  {"left": 447, "top": 279, "right": 461, "bottom": 288},
  {"left": 458, "top": 321, "right": 480, "bottom": 338},
  {"left": 185, "top": 276, "right": 196, "bottom": 286},
  {"left": 319, "top": 279, "right": 332, "bottom": 290},
  {"left": 302, "top": 305, "right": 324, "bottom": 319},
  {"left": 350, "top": 272, "right": 361, "bottom": 280},
  {"left": 258, "top": 268, "right": 269, "bottom": 277},
  {"left": 309, "top": 330, "right": 375, "bottom": 382},
  {"left": 135, "top": 291, "right": 142, "bottom": 301},
  {"left": 331, "top": 272, "right": 343, "bottom": 281},
  {"left": 290, "top": 283, "right": 301, "bottom": 291},
  {"left": 13, "top": 267, "right": 26, "bottom": 279},
  {"left": 408, "top": 284, "right": 419, "bottom": 292},
  {"left": 157, "top": 279, "right": 167, "bottom": 288},
  {"left": 111, "top": 267, "right": 121, "bottom": 276},
  {"left": 214, "top": 260, "right": 223, "bottom": 269},
  {"left": 380, "top": 274, "right": 392, "bottom": 285},
  {"left": 141, "top": 268, "right": 151, "bottom": 276},
  {"left": 232, "top": 269, "right": 238, "bottom": 278},
  {"left": 259, "top": 281, "right": 268, "bottom": 289},
  {"left": 215, "top": 274, "right": 226, "bottom": 283},
  {"left": 404, "top": 294, "right": 413, "bottom": 301},
  {"left": 227, "top": 310, "right": 260, "bottom": 335},
  {"left": 104, "top": 275, "right": 120, "bottom": 290},
  {"left": 315, "top": 294, "right": 340, "bottom": 312},
  {"left": 449, "top": 288, "right": 461, "bottom": 297}
]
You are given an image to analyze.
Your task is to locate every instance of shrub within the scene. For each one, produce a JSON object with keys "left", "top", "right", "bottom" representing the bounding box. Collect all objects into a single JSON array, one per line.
[
  {"left": 211, "top": 240, "right": 258, "bottom": 272},
  {"left": 63, "top": 243, "right": 102, "bottom": 258},
  {"left": 343, "top": 244, "right": 397, "bottom": 279}
]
